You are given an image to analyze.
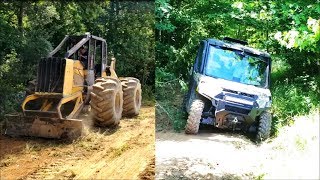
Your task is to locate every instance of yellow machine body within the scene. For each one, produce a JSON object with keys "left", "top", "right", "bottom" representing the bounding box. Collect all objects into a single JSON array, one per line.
[
  {"left": 5, "top": 33, "right": 117, "bottom": 139},
  {"left": 5, "top": 59, "right": 87, "bottom": 138}
]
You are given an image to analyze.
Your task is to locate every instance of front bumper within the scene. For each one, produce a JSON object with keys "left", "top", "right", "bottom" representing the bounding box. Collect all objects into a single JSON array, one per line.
[{"left": 209, "top": 94, "right": 266, "bottom": 130}]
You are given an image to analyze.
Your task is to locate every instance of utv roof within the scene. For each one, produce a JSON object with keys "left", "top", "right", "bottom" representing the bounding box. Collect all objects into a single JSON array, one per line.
[{"left": 206, "top": 38, "right": 271, "bottom": 59}]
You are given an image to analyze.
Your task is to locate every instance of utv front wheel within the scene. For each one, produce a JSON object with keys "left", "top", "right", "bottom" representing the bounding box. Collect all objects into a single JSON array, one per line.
[
  {"left": 256, "top": 112, "right": 272, "bottom": 142},
  {"left": 185, "top": 99, "right": 204, "bottom": 134}
]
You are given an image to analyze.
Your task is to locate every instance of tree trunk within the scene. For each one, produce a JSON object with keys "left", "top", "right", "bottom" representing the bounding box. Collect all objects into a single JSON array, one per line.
[{"left": 17, "top": 1, "right": 24, "bottom": 33}]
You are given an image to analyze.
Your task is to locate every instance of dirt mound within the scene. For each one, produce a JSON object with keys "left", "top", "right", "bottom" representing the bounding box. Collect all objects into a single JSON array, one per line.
[{"left": 139, "top": 157, "right": 155, "bottom": 180}]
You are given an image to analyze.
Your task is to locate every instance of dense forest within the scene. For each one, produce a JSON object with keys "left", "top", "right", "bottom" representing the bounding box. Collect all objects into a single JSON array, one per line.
[
  {"left": 0, "top": 1, "right": 154, "bottom": 117},
  {"left": 155, "top": 0, "right": 320, "bottom": 133}
]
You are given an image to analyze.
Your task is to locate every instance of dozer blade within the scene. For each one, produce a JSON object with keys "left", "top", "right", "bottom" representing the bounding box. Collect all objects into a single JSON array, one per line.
[{"left": 5, "top": 114, "right": 83, "bottom": 139}]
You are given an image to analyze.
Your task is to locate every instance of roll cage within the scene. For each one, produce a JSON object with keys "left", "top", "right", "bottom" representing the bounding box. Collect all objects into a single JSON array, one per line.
[{"left": 48, "top": 32, "right": 107, "bottom": 73}]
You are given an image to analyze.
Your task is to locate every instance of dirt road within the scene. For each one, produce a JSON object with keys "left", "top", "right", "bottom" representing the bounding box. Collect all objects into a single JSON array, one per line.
[
  {"left": 156, "top": 110, "right": 320, "bottom": 179},
  {"left": 0, "top": 106, "right": 155, "bottom": 180}
]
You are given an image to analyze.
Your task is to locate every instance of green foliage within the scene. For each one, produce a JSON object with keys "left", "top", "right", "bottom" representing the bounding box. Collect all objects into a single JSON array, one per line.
[
  {"left": 142, "top": 85, "right": 155, "bottom": 105},
  {"left": 0, "top": 50, "right": 25, "bottom": 117},
  {"left": 155, "top": 68, "right": 187, "bottom": 131},
  {"left": 106, "top": 1, "right": 155, "bottom": 86},
  {"left": 271, "top": 79, "right": 319, "bottom": 135},
  {"left": 155, "top": 0, "right": 320, "bottom": 76},
  {"left": 155, "top": 0, "right": 176, "bottom": 33}
]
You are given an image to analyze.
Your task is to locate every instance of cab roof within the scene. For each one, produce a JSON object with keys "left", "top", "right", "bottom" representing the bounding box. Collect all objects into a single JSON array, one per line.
[{"left": 206, "top": 38, "right": 271, "bottom": 59}]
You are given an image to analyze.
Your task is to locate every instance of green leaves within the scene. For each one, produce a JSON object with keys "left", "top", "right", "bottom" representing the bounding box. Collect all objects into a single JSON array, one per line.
[
  {"left": 0, "top": 50, "right": 19, "bottom": 79},
  {"left": 274, "top": 17, "right": 320, "bottom": 52},
  {"left": 155, "top": 0, "right": 176, "bottom": 33}
]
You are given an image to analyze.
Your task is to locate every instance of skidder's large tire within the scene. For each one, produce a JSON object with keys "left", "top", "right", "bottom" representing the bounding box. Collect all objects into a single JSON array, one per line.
[
  {"left": 256, "top": 112, "right": 272, "bottom": 142},
  {"left": 185, "top": 98, "right": 204, "bottom": 134},
  {"left": 90, "top": 77, "right": 123, "bottom": 127},
  {"left": 120, "top": 77, "right": 142, "bottom": 117}
]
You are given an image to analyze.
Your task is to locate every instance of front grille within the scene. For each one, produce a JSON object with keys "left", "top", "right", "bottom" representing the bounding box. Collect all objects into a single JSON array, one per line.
[
  {"left": 225, "top": 105, "right": 250, "bottom": 115},
  {"left": 36, "top": 57, "right": 65, "bottom": 93},
  {"left": 223, "top": 88, "right": 255, "bottom": 98},
  {"left": 239, "top": 92, "right": 254, "bottom": 98},
  {"left": 223, "top": 88, "right": 238, "bottom": 94}
]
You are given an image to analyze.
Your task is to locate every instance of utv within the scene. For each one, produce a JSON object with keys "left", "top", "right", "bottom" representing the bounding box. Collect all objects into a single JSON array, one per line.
[{"left": 184, "top": 37, "right": 272, "bottom": 141}]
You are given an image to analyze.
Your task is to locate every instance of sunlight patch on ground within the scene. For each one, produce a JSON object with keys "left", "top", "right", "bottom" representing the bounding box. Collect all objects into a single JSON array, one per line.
[{"left": 156, "top": 109, "right": 320, "bottom": 179}]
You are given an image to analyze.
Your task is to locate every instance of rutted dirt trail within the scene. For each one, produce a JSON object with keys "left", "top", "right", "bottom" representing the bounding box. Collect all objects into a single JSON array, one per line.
[
  {"left": 0, "top": 106, "right": 155, "bottom": 180},
  {"left": 156, "top": 110, "right": 320, "bottom": 179}
]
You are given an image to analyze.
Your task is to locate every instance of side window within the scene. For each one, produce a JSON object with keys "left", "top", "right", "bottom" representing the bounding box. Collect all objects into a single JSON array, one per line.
[
  {"left": 101, "top": 42, "right": 107, "bottom": 73},
  {"left": 95, "top": 42, "right": 102, "bottom": 64},
  {"left": 88, "top": 40, "right": 96, "bottom": 70},
  {"left": 195, "top": 41, "right": 205, "bottom": 72}
]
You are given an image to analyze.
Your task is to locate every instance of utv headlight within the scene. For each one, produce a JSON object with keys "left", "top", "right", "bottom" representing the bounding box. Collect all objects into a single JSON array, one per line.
[
  {"left": 257, "top": 95, "right": 272, "bottom": 108},
  {"left": 198, "top": 81, "right": 223, "bottom": 99},
  {"left": 265, "top": 99, "right": 272, "bottom": 107}
]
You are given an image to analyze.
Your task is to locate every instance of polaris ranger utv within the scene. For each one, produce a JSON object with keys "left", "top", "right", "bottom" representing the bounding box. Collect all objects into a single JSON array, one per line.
[{"left": 184, "top": 37, "right": 272, "bottom": 141}]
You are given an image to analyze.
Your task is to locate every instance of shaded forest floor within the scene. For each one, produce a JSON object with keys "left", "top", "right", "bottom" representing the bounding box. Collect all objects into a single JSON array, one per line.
[
  {"left": 156, "top": 110, "right": 319, "bottom": 179},
  {"left": 0, "top": 106, "right": 155, "bottom": 180}
]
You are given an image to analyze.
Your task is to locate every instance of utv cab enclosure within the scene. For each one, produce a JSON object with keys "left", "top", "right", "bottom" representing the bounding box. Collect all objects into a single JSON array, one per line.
[{"left": 184, "top": 37, "right": 272, "bottom": 141}]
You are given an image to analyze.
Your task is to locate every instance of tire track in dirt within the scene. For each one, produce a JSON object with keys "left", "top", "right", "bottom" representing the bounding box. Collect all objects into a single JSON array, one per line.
[
  {"left": 72, "top": 130, "right": 153, "bottom": 179},
  {"left": 0, "top": 106, "right": 155, "bottom": 180}
]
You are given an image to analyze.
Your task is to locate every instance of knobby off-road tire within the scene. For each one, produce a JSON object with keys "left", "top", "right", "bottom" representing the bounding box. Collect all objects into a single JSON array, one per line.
[
  {"left": 185, "top": 98, "right": 204, "bottom": 134},
  {"left": 90, "top": 77, "right": 123, "bottom": 127},
  {"left": 120, "top": 77, "right": 142, "bottom": 117},
  {"left": 256, "top": 111, "right": 272, "bottom": 142}
]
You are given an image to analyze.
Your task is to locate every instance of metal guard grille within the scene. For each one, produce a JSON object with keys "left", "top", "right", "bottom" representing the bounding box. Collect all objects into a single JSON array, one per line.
[{"left": 36, "top": 57, "right": 65, "bottom": 93}]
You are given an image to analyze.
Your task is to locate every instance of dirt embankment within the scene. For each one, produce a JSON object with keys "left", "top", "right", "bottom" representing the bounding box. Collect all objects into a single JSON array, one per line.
[
  {"left": 156, "top": 110, "right": 320, "bottom": 179},
  {"left": 0, "top": 106, "right": 155, "bottom": 180}
]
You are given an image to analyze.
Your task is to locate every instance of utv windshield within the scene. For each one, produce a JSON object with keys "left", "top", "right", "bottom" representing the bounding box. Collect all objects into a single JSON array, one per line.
[{"left": 205, "top": 45, "right": 268, "bottom": 87}]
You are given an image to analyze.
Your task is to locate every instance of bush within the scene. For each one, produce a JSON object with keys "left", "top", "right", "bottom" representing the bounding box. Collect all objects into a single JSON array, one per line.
[
  {"left": 0, "top": 50, "right": 26, "bottom": 118},
  {"left": 271, "top": 79, "right": 320, "bottom": 136},
  {"left": 142, "top": 85, "right": 155, "bottom": 106},
  {"left": 155, "top": 68, "right": 187, "bottom": 131}
]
